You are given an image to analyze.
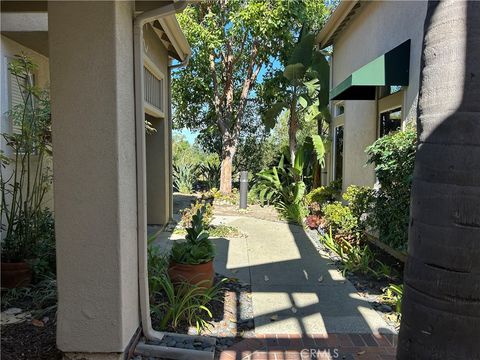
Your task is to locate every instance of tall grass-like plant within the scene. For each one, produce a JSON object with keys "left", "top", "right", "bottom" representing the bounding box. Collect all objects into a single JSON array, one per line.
[
  {"left": 1, "top": 55, "right": 52, "bottom": 262},
  {"left": 151, "top": 275, "right": 224, "bottom": 332}
]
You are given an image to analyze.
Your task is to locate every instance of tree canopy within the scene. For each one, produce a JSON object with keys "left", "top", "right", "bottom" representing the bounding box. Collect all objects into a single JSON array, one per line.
[{"left": 173, "top": 0, "right": 332, "bottom": 193}]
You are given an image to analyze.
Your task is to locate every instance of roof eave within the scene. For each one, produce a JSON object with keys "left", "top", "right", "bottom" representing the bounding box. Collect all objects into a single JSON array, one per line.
[
  {"left": 316, "top": 0, "right": 360, "bottom": 49},
  {"left": 158, "top": 15, "right": 191, "bottom": 62}
]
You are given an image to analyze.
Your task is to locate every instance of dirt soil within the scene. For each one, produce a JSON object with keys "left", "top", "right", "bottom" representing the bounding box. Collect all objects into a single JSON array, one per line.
[
  {"left": 213, "top": 203, "right": 282, "bottom": 223},
  {"left": 1, "top": 309, "right": 61, "bottom": 360}
]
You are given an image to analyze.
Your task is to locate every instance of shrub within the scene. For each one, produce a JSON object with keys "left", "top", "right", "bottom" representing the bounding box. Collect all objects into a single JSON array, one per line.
[
  {"left": 322, "top": 201, "right": 357, "bottom": 236},
  {"left": 342, "top": 185, "right": 375, "bottom": 230},
  {"left": 180, "top": 201, "right": 213, "bottom": 228},
  {"left": 305, "top": 179, "right": 341, "bottom": 205},
  {"left": 366, "top": 127, "right": 416, "bottom": 251}
]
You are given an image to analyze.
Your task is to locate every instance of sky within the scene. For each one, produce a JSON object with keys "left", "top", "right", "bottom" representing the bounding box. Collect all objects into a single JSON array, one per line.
[{"left": 175, "top": 128, "right": 199, "bottom": 144}]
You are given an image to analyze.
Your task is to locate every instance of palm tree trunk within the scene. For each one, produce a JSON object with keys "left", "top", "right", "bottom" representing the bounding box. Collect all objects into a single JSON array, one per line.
[{"left": 398, "top": 1, "right": 480, "bottom": 358}]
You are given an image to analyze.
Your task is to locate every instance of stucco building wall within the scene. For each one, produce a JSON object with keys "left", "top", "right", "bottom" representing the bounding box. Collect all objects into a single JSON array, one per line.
[
  {"left": 143, "top": 24, "right": 171, "bottom": 225},
  {"left": 49, "top": 1, "right": 139, "bottom": 353},
  {"left": 330, "top": 1, "right": 427, "bottom": 190}
]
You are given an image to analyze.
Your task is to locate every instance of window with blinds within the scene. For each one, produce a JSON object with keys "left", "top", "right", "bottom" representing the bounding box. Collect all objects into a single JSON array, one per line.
[{"left": 144, "top": 66, "right": 164, "bottom": 113}]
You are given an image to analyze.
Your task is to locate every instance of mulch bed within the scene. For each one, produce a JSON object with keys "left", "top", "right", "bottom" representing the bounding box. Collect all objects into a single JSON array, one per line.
[{"left": 1, "top": 308, "right": 61, "bottom": 360}]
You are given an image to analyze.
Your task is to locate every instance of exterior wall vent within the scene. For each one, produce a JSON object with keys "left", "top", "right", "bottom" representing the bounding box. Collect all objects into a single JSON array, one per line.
[{"left": 144, "top": 66, "right": 163, "bottom": 113}]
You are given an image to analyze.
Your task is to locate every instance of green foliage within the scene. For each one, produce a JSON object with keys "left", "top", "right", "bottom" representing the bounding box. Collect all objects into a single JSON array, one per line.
[
  {"left": 171, "top": 206, "right": 215, "bottom": 265},
  {"left": 1, "top": 54, "right": 53, "bottom": 262},
  {"left": 173, "top": 1, "right": 332, "bottom": 191},
  {"left": 322, "top": 202, "right": 358, "bottom": 236},
  {"left": 342, "top": 185, "right": 375, "bottom": 230},
  {"left": 174, "top": 0, "right": 331, "bottom": 131},
  {"left": 319, "top": 228, "right": 375, "bottom": 276},
  {"left": 366, "top": 127, "right": 416, "bottom": 251},
  {"left": 305, "top": 181, "right": 341, "bottom": 205},
  {"left": 254, "top": 135, "right": 326, "bottom": 224},
  {"left": 382, "top": 283, "right": 403, "bottom": 313},
  {"left": 1, "top": 276, "right": 57, "bottom": 317},
  {"left": 173, "top": 163, "right": 198, "bottom": 194},
  {"left": 151, "top": 275, "right": 224, "bottom": 332},
  {"left": 147, "top": 233, "right": 224, "bottom": 332},
  {"left": 30, "top": 209, "right": 56, "bottom": 280},
  {"left": 147, "top": 232, "right": 169, "bottom": 295},
  {"left": 198, "top": 160, "right": 221, "bottom": 190},
  {"left": 180, "top": 201, "right": 213, "bottom": 229}
]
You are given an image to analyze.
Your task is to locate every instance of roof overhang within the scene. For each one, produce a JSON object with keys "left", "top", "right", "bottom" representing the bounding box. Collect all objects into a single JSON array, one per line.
[
  {"left": 316, "top": 0, "right": 362, "bottom": 49},
  {"left": 152, "top": 15, "right": 191, "bottom": 62},
  {"left": 330, "top": 40, "right": 411, "bottom": 101}
]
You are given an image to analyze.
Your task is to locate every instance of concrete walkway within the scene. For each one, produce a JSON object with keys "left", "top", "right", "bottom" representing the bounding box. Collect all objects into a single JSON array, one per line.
[
  {"left": 210, "top": 215, "right": 395, "bottom": 336},
  {"left": 156, "top": 203, "right": 395, "bottom": 336}
]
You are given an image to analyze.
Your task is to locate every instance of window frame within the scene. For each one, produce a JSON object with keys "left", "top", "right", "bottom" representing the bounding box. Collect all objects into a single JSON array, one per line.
[
  {"left": 143, "top": 56, "right": 166, "bottom": 119},
  {"left": 377, "top": 90, "right": 404, "bottom": 138}
]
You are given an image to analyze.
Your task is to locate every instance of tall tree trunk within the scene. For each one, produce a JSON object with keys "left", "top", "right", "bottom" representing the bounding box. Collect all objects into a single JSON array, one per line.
[
  {"left": 219, "top": 132, "right": 236, "bottom": 194},
  {"left": 398, "top": 1, "right": 480, "bottom": 358}
]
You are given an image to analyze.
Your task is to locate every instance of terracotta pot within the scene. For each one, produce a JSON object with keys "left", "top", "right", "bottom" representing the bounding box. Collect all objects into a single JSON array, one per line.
[
  {"left": 168, "top": 260, "right": 214, "bottom": 288},
  {"left": 1, "top": 261, "right": 32, "bottom": 288}
]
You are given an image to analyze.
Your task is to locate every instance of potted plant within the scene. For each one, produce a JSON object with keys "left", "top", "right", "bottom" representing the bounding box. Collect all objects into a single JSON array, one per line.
[
  {"left": 168, "top": 206, "right": 215, "bottom": 288},
  {"left": 1, "top": 55, "right": 52, "bottom": 288}
]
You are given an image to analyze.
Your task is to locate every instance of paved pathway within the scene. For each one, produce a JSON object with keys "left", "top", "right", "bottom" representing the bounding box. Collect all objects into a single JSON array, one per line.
[
  {"left": 211, "top": 215, "right": 394, "bottom": 336},
  {"left": 155, "top": 196, "right": 397, "bottom": 359}
]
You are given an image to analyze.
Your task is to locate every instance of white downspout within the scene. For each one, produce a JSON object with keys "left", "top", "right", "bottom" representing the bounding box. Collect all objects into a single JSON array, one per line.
[{"left": 134, "top": 1, "right": 188, "bottom": 342}]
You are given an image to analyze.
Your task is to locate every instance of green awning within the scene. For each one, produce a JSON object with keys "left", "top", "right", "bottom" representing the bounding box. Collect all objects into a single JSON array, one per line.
[{"left": 330, "top": 40, "right": 411, "bottom": 100}]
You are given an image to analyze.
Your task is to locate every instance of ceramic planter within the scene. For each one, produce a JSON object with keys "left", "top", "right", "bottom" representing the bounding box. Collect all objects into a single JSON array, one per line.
[
  {"left": 168, "top": 260, "right": 214, "bottom": 288},
  {"left": 1, "top": 261, "right": 32, "bottom": 288}
]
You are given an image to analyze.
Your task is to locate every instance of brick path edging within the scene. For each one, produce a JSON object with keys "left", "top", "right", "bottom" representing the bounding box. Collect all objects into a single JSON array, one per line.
[{"left": 219, "top": 333, "right": 397, "bottom": 360}]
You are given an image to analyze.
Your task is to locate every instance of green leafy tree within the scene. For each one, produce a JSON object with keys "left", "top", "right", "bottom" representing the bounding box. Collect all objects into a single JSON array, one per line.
[{"left": 173, "top": 0, "right": 331, "bottom": 193}]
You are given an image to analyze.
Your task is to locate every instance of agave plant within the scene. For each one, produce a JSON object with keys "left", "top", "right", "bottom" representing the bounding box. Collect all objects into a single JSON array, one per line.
[
  {"left": 198, "top": 161, "right": 220, "bottom": 190},
  {"left": 173, "top": 163, "right": 198, "bottom": 193}
]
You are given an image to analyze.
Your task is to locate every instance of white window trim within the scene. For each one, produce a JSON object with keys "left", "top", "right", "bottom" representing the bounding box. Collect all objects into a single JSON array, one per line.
[{"left": 143, "top": 56, "right": 165, "bottom": 119}]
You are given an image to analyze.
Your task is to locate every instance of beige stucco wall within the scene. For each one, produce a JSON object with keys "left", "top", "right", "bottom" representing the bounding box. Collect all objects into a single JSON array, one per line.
[
  {"left": 144, "top": 24, "right": 171, "bottom": 225},
  {"left": 49, "top": 1, "right": 139, "bottom": 354},
  {"left": 330, "top": 1, "right": 427, "bottom": 190}
]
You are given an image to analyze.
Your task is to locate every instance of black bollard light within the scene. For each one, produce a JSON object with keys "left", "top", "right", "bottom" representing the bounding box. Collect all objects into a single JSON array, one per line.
[{"left": 239, "top": 171, "right": 248, "bottom": 209}]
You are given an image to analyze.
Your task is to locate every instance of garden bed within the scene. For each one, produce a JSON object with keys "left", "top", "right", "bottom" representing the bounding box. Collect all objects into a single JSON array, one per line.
[
  {"left": 1, "top": 302, "right": 60, "bottom": 360},
  {"left": 134, "top": 272, "right": 253, "bottom": 360}
]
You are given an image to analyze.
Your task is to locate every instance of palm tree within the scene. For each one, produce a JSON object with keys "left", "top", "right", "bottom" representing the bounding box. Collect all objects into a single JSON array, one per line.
[{"left": 397, "top": 1, "right": 480, "bottom": 358}]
